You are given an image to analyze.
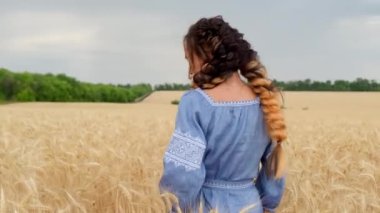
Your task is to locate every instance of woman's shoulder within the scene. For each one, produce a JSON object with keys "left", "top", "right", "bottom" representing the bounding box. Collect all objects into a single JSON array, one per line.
[
  {"left": 186, "top": 87, "right": 261, "bottom": 107},
  {"left": 179, "top": 88, "right": 211, "bottom": 109},
  {"left": 180, "top": 87, "right": 262, "bottom": 110}
]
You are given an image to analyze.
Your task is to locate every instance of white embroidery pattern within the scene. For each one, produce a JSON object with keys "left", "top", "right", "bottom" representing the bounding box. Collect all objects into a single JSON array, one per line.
[{"left": 164, "top": 128, "right": 206, "bottom": 172}]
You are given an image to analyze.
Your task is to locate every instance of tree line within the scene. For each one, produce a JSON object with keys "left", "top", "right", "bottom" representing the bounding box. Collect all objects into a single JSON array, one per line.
[
  {"left": 0, "top": 68, "right": 152, "bottom": 103},
  {"left": 1, "top": 67, "right": 379, "bottom": 103},
  {"left": 154, "top": 83, "right": 191, "bottom": 91},
  {"left": 272, "top": 78, "right": 380, "bottom": 91},
  {"left": 155, "top": 78, "right": 380, "bottom": 91}
]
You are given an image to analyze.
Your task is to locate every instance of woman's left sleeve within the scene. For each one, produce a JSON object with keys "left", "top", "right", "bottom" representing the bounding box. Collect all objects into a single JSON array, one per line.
[
  {"left": 255, "top": 140, "right": 287, "bottom": 213},
  {"left": 159, "top": 92, "right": 207, "bottom": 212}
]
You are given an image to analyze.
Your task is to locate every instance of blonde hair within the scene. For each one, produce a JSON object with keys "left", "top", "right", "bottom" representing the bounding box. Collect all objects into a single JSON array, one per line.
[{"left": 240, "top": 57, "right": 287, "bottom": 179}]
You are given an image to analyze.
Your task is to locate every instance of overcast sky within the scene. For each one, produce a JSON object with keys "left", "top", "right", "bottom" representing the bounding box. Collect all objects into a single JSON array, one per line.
[{"left": 0, "top": 0, "right": 379, "bottom": 85}]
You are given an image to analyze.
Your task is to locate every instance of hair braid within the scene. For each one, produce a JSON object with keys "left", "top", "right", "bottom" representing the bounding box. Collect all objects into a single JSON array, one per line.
[{"left": 240, "top": 54, "right": 287, "bottom": 179}]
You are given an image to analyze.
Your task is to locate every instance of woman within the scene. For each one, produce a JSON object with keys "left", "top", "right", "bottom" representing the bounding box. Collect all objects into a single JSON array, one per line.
[{"left": 159, "top": 15, "right": 287, "bottom": 213}]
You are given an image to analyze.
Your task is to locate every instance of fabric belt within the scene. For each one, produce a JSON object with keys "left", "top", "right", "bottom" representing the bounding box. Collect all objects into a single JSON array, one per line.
[{"left": 203, "top": 178, "right": 257, "bottom": 189}]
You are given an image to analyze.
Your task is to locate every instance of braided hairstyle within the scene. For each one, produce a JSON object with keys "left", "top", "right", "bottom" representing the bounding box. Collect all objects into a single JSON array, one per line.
[{"left": 184, "top": 15, "right": 287, "bottom": 179}]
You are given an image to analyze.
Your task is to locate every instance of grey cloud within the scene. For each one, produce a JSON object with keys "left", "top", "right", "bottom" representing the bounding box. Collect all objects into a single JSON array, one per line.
[{"left": 0, "top": 0, "right": 379, "bottom": 85}]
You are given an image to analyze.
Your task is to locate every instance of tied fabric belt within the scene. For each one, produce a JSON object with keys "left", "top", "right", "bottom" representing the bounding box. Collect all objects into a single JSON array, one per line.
[{"left": 203, "top": 178, "right": 257, "bottom": 190}]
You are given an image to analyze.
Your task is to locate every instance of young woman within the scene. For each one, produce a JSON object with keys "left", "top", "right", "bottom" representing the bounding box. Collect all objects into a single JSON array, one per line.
[{"left": 159, "top": 15, "right": 287, "bottom": 213}]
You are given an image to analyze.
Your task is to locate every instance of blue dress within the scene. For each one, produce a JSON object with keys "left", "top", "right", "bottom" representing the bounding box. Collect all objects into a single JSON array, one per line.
[{"left": 159, "top": 87, "right": 286, "bottom": 213}]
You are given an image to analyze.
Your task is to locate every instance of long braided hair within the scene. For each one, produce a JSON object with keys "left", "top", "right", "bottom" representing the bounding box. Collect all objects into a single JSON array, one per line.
[{"left": 184, "top": 15, "right": 287, "bottom": 179}]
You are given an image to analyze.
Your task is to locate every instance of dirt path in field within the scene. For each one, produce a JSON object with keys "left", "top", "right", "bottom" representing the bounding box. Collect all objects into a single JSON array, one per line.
[{"left": 141, "top": 90, "right": 185, "bottom": 104}]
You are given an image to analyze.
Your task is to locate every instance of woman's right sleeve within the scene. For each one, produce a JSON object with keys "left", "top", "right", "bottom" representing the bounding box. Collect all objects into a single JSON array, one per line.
[
  {"left": 255, "top": 140, "right": 286, "bottom": 213},
  {"left": 158, "top": 91, "right": 207, "bottom": 212}
]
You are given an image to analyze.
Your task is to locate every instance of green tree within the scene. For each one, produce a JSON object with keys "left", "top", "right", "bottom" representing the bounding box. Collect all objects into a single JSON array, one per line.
[{"left": 16, "top": 87, "right": 36, "bottom": 101}]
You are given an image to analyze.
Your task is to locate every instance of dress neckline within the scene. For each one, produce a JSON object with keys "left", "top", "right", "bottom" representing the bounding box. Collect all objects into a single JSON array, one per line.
[{"left": 194, "top": 87, "right": 260, "bottom": 107}]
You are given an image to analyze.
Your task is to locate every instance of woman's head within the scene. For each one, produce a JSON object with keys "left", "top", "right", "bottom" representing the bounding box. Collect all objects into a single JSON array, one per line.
[
  {"left": 184, "top": 15, "right": 248, "bottom": 88},
  {"left": 184, "top": 15, "right": 288, "bottom": 179}
]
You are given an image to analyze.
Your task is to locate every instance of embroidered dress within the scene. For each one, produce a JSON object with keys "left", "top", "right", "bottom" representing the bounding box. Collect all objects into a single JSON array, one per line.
[{"left": 159, "top": 87, "right": 286, "bottom": 213}]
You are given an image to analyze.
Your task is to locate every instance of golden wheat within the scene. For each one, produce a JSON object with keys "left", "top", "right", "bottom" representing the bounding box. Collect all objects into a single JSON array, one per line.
[{"left": 0, "top": 91, "right": 379, "bottom": 212}]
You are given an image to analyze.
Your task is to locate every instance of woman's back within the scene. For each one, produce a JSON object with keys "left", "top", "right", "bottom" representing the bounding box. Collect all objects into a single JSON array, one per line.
[{"left": 194, "top": 87, "right": 268, "bottom": 182}]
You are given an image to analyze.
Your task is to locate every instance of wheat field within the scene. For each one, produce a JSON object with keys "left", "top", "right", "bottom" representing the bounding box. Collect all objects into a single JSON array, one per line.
[{"left": 0, "top": 91, "right": 379, "bottom": 212}]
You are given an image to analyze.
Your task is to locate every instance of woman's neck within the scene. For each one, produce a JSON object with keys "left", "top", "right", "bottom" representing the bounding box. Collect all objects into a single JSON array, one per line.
[
  {"left": 202, "top": 71, "right": 256, "bottom": 100},
  {"left": 219, "top": 71, "right": 247, "bottom": 89}
]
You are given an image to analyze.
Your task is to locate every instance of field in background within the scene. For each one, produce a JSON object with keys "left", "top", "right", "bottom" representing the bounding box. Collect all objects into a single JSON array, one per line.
[{"left": 0, "top": 91, "right": 379, "bottom": 212}]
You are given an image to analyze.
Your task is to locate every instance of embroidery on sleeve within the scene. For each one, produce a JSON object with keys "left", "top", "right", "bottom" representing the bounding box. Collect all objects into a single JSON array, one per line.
[{"left": 164, "top": 128, "right": 206, "bottom": 172}]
